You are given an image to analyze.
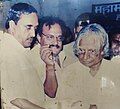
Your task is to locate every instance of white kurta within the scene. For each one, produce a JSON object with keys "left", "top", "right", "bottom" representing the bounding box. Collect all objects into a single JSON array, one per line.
[{"left": 1, "top": 33, "right": 45, "bottom": 109}]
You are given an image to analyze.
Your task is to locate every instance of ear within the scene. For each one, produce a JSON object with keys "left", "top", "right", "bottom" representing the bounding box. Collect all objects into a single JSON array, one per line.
[
  {"left": 9, "top": 20, "right": 16, "bottom": 34},
  {"left": 101, "top": 51, "right": 104, "bottom": 56}
]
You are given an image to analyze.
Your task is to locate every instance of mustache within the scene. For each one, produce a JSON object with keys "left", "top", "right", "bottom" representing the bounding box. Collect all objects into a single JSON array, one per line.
[{"left": 49, "top": 44, "right": 60, "bottom": 48}]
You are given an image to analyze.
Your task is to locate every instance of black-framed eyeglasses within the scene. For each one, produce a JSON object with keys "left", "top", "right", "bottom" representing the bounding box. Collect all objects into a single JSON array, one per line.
[{"left": 42, "top": 33, "right": 64, "bottom": 42}]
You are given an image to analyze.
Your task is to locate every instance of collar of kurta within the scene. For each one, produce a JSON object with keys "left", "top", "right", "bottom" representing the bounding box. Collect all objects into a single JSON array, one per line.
[
  {"left": 59, "top": 50, "right": 67, "bottom": 68},
  {"left": 111, "top": 56, "right": 120, "bottom": 64}
]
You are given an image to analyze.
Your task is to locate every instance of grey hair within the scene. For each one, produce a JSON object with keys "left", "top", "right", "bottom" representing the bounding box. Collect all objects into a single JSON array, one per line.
[{"left": 73, "top": 23, "right": 109, "bottom": 58}]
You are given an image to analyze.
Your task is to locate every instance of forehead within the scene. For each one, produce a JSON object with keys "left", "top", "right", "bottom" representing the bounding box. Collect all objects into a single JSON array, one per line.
[
  {"left": 42, "top": 23, "right": 62, "bottom": 35},
  {"left": 18, "top": 13, "right": 38, "bottom": 26},
  {"left": 79, "top": 35, "right": 102, "bottom": 49}
]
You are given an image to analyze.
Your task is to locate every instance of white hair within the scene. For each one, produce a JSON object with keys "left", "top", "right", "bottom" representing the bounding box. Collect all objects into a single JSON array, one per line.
[{"left": 73, "top": 23, "right": 109, "bottom": 58}]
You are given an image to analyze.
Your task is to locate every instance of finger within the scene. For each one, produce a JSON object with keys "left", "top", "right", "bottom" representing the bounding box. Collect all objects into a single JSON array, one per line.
[
  {"left": 41, "top": 50, "right": 52, "bottom": 61},
  {"left": 10, "top": 98, "right": 22, "bottom": 108},
  {"left": 40, "top": 46, "right": 51, "bottom": 56},
  {"left": 42, "top": 52, "right": 54, "bottom": 65},
  {"left": 40, "top": 48, "right": 52, "bottom": 58}
]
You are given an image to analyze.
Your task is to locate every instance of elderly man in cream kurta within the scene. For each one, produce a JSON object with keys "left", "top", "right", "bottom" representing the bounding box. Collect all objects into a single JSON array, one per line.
[
  {"left": 60, "top": 56, "right": 120, "bottom": 109},
  {"left": 66, "top": 23, "right": 120, "bottom": 109}
]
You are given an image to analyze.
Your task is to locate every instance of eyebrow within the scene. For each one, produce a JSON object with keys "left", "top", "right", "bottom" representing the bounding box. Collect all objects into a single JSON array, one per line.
[
  {"left": 26, "top": 25, "right": 38, "bottom": 29},
  {"left": 42, "top": 33, "right": 62, "bottom": 36},
  {"left": 26, "top": 25, "right": 33, "bottom": 27}
]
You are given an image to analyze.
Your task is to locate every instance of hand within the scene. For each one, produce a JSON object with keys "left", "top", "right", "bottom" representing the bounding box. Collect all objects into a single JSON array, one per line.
[
  {"left": 10, "top": 98, "right": 26, "bottom": 109},
  {"left": 10, "top": 98, "right": 44, "bottom": 109},
  {"left": 40, "top": 45, "right": 54, "bottom": 66}
]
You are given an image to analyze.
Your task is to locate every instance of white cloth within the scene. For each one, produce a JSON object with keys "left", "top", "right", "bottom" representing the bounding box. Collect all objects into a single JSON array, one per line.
[{"left": 59, "top": 58, "right": 120, "bottom": 109}]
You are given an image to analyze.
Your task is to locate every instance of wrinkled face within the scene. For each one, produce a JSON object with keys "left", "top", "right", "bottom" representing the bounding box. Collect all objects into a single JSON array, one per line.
[
  {"left": 112, "top": 34, "right": 120, "bottom": 56},
  {"left": 10, "top": 13, "right": 38, "bottom": 48},
  {"left": 77, "top": 35, "right": 103, "bottom": 68},
  {"left": 40, "top": 23, "right": 63, "bottom": 56}
]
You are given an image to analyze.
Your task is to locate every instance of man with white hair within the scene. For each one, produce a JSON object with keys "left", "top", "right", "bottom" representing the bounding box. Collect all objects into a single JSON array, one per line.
[{"left": 63, "top": 23, "right": 120, "bottom": 109}]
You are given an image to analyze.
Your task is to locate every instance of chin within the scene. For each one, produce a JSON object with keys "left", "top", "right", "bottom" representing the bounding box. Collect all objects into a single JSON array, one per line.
[
  {"left": 24, "top": 46, "right": 30, "bottom": 48},
  {"left": 24, "top": 44, "right": 31, "bottom": 48},
  {"left": 83, "top": 63, "right": 91, "bottom": 67},
  {"left": 80, "top": 61, "right": 93, "bottom": 67},
  {"left": 53, "top": 50, "right": 61, "bottom": 55},
  {"left": 53, "top": 52, "right": 59, "bottom": 57}
]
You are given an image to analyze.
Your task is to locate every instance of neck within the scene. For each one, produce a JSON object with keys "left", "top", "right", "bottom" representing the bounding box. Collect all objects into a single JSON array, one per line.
[
  {"left": 89, "top": 59, "right": 102, "bottom": 77},
  {"left": 53, "top": 55, "right": 61, "bottom": 67}
]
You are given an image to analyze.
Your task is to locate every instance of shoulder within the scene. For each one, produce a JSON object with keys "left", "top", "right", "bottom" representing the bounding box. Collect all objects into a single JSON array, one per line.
[
  {"left": 111, "top": 56, "right": 120, "bottom": 64},
  {"left": 63, "top": 42, "right": 78, "bottom": 67}
]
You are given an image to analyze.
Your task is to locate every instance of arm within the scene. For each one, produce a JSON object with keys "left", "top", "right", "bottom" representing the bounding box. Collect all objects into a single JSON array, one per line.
[
  {"left": 11, "top": 98, "right": 45, "bottom": 109},
  {"left": 44, "top": 64, "right": 58, "bottom": 98},
  {"left": 40, "top": 45, "right": 58, "bottom": 98}
]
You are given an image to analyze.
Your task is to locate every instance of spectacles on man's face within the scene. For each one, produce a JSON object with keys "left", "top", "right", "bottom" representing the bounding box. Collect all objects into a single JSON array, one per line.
[{"left": 42, "top": 33, "right": 64, "bottom": 42}]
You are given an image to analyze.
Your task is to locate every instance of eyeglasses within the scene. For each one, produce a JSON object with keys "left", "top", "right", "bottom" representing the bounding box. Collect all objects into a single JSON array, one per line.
[{"left": 42, "top": 33, "right": 64, "bottom": 42}]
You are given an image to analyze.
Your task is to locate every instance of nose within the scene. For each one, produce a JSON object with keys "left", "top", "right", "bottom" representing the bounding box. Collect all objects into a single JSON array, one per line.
[
  {"left": 30, "top": 28, "right": 35, "bottom": 37},
  {"left": 53, "top": 37, "right": 59, "bottom": 45},
  {"left": 83, "top": 50, "right": 89, "bottom": 60}
]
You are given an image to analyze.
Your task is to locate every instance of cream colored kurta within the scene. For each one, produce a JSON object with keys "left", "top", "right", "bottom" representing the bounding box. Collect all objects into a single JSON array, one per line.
[
  {"left": 63, "top": 42, "right": 78, "bottom": 67},
  {"left": 59, "top": 57, "right": 120, "bottom": 109},
  {"left": 1, "top": 33, "right": 45, "bottom": 109}
]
